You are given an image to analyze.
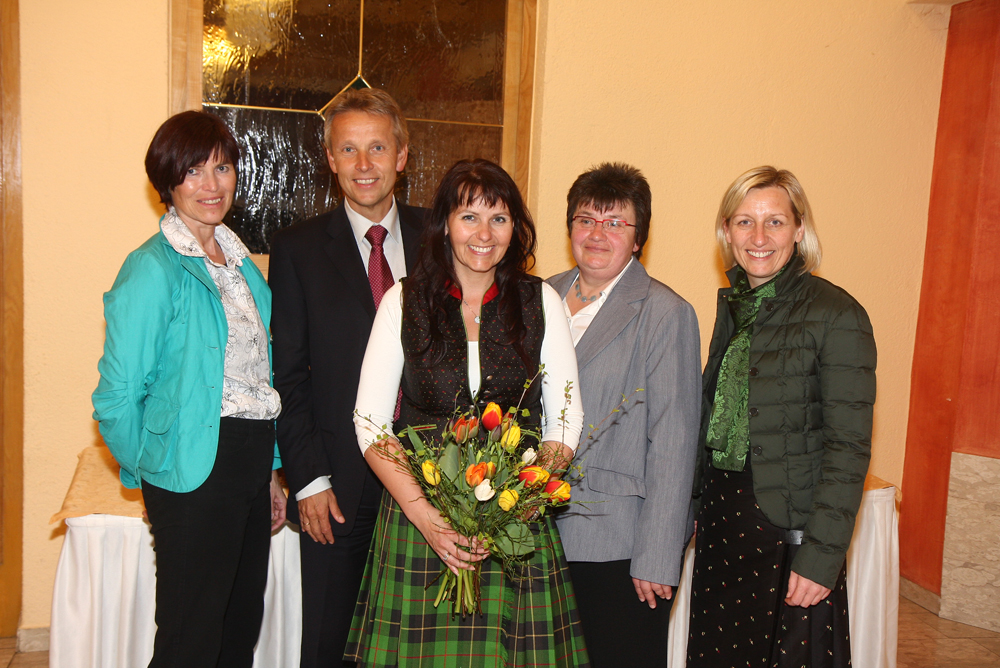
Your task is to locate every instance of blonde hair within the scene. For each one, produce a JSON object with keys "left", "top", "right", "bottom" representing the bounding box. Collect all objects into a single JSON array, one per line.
[
  {"left": 715, "top": 166, "right": 822, "bottom": 274},
  {"left": 322, "top": 88, "right": 409, "bottom": 152}
]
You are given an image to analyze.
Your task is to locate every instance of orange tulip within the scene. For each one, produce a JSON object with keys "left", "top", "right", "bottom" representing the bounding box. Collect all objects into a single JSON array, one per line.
[
  {"left": 466, "top": 462, "right": 489, "bottom": 487},
  {"left": 543, "top": 479, "right": 571, "bottom": 503},
  {"left": 518, "top": 466, "right": 550, "bottom": 487},
  {"left": 453, "top": 416, "right": 479, "bottom": 443}
]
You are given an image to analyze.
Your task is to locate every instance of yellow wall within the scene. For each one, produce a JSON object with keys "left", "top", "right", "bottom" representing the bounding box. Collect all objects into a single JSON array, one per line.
[
  {"left": 17, "top": 0, "right": 947, "bottom": 632},
  {"left": 19, "top": 0, "right": 170, "bottom": 630},
  {"left": 528, "top": 1, "right": 948, "bottom": 488}
]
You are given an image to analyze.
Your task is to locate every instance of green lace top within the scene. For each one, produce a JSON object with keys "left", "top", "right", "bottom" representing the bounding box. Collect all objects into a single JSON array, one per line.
[{"left": 705, "top": 265, "right": 786, "bottom": 471}]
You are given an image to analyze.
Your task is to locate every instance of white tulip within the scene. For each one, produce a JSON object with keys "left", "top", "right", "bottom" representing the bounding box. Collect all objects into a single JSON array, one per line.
[
  {"left": 474, "top": 479, "right": 496, "bottom": 501},
  {"left": 521, "top": 447, "right": 537, "bottom": 465}
]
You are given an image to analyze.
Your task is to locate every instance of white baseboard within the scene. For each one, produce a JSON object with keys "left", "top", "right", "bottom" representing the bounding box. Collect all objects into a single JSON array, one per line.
[{"left": 16, "top": 626, "right": 49, "bottom": 652}]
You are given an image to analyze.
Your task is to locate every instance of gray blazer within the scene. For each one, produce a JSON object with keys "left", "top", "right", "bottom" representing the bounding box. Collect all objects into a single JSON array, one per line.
[{"left": 548, "top": 261, "right": 701, "bottom": 586}]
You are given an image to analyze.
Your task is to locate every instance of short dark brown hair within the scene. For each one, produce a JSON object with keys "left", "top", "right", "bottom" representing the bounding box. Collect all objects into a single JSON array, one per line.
[
  {"left": 145, "top": 111, "right": 240, "bottom": 206},
  {"left": 565, "top": 162, "right": 651, "bottom": 259}
]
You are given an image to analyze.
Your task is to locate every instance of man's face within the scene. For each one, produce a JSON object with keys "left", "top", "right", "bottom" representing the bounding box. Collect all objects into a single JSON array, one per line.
[{"left": 325, "top": 111, "right": 408, "bottom": 222}]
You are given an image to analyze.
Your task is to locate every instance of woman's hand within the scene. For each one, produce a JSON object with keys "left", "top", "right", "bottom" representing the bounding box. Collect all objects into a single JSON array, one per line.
[
  {"left": 408, "top": 498, "right": 488, "bottom": 576},
  {"left": 785, "top": 571, "right": 832, "bottom": 607},
  {"left": 537, "top": 440, "right": 574, "bottom": 474},
  {"left": 364, "top": 440, "right": 488, "bottom": 576},
  {"left": 269, "top": 471, "right": 288, "bottom": 532}
]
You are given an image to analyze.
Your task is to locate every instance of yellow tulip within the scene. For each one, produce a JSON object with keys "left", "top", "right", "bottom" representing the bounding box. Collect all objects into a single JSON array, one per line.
[
  {"left": 500, "top": 423, "right": 522, "bottom": 451},
  {"left": 498, "top": 489, "right": 519, "bottom": 512},
  {"left": 422, "top": 460, "right": 441, "bottom": 486}
]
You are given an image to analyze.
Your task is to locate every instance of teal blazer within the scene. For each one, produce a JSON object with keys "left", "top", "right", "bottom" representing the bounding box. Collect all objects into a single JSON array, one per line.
[{"left": 93, "top": 226, "right": 280, "bottom": 493}]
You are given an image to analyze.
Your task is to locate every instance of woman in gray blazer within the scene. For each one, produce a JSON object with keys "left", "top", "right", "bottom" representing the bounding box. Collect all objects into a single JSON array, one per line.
[{"left": 548, "top": 163, "right": 702, "bottom": 668}]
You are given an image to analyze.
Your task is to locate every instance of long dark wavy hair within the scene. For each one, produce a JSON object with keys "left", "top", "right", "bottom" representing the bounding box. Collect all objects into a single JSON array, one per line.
[{"left": 405, "top": 159, "right": 538, "bottom": 370}]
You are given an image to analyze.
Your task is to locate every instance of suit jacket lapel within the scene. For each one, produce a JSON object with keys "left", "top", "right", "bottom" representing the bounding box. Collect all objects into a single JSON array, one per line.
[
  {"left": 574, "top": 261, "right": 649, "bottom": 371},
  {"left": 178, "top": 253, "right": 221, "bottom": 300},
  {"left": 398, "top": 203, "right": 424, "bottom": 274},
  {"left": 324, "top": 204, "right": 377, "bottom": 321}
]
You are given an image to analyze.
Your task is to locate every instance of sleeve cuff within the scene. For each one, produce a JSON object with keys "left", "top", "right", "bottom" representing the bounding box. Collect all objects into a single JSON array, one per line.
[{"left": 295, "top": 476, "right": 332, "bottom": 501}]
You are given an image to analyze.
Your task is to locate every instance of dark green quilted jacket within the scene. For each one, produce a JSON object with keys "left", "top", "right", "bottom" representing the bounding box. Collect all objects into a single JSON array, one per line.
[{"left": 696, "top": 255, "right": 876, "bottom": 589}]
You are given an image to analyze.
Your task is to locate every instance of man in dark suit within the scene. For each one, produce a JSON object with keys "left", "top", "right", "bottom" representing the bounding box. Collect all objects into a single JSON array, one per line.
[{"left": 269, "top": 88, "right": 426, "bottom": 668}]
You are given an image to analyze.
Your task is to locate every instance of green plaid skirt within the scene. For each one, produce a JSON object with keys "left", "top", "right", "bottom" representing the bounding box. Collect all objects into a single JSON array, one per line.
[{"left": 345, "top": 491, "right": 590, "bottom": 668}]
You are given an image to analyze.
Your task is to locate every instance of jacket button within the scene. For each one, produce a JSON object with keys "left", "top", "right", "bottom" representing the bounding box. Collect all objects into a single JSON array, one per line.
[
  {"left": 485, "top": 375, "right": 492, "bottom": 381},
  {"left": 765, "top": 303, "right": 774, "bottom": 312},
  {"left": 749, "top": 407, "right": 759, "bottom": 417},
  {"left": 749, "top": 367, "right": 758, "bottom": 377},
  {"left": 752, "top": 446, "right": 762, "bottom": 455}
]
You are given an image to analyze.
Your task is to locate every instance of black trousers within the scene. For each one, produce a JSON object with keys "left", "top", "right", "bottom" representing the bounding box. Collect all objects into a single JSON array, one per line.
[
  {"left": 142, "top": 417, "right": 275, "bottom": 668},
  {"left": 569, "top": 559, "right": 674, "bottom": 668},
  {"left": 298, "top": 471, "right": 382, "bottom": 668}
]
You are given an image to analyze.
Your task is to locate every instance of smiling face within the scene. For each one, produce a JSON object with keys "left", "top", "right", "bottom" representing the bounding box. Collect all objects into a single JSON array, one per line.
[
  {"left": 170, "top": 151, "right": 236, "bottom": 237},
  {"left": 570, "top": 201, "right": 639, "bottom": 287},
  {"left": 446, "top": 197, "right": 513, "bottom": 287},
  {"left": 724, "top": 186, "right": 804, "bottom": 288},
  {"left": 326, "top": 110, "right": 408, "bottom": 222}
]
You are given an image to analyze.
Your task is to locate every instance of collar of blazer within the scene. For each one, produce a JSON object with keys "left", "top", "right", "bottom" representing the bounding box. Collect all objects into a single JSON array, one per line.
[{"left": 551, "top": 260, "right": 651, "bottom": 371}]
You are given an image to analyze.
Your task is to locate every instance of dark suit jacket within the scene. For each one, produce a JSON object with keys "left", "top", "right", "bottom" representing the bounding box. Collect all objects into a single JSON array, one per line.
[{"left": 269, "top": 201, "right": 426, "bottom": 533}]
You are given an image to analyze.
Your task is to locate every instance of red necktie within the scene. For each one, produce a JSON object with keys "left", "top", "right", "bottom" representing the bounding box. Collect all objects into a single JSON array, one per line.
[
  {"left": 365, "top": 224, "right": 402, "bottom": 420},
  {"left": 365, "top": 225, "right": 394, "bottom": 309}
]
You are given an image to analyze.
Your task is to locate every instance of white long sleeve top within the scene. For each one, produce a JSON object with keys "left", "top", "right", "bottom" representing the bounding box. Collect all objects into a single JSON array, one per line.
[{"left": 354, "top": 281, "right": 584, "bottom": 454}]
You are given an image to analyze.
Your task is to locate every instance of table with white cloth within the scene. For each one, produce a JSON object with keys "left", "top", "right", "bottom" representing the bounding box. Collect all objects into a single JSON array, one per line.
[
  {"left": 49, "top": 447, "right": 302, "bottom": 668},
  {"left": 667, "top": 478, "right": 900, "bottom": 668},
  {"left": 50, "top": 448, "right": 897, "bottom": 668}
]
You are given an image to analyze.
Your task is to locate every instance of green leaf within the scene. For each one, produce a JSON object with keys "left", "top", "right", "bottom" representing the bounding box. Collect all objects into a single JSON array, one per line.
[
  {"left": 500, "top": 522, "right": 535, "bottom": 556},
  {"left": 405, "top": 426, "right": 426, "bottom": 451},
  {"left": 439, "top": 442, "right": 460, "bottom": 481}
]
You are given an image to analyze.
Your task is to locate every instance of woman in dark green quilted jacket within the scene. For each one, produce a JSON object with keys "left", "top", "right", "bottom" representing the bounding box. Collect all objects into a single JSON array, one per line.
[{"left": 687, "top": 166, "right": 876, "bottom": 668}]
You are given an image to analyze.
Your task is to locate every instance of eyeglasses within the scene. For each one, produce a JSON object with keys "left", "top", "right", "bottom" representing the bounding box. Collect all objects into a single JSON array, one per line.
[{"left": 571, "top": 216, "right": 636, "bottom": 234}]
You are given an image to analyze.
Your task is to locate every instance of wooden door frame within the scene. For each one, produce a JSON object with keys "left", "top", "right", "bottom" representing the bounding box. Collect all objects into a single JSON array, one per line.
[{"left": 0, "top": 0, "right": 24, "bottom": 638}]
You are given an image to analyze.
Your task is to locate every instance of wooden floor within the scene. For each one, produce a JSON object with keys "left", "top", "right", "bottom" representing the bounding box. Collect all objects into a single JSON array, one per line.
[
  {"left": 0, "top": 638, "right": 44, "bottom": 668},
  {"left": 1, "top": 595, "right": 998, "bottom": 667},
  {"left": 898, "top": 596, "right": 1000, "bottom": 667}
]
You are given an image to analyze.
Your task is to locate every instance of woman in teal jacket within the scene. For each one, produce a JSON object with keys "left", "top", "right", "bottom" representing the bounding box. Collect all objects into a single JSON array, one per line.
[
  {"left": 687, "top": 166, "right": 876, "bottom": 668},
  {"left": 92, "top": 111, "right": 285, "bottom": 668}
]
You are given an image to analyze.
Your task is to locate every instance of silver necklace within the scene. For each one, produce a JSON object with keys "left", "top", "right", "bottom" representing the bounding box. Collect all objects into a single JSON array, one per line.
[
  {"left": 575, "top": 278, "right": 599, "bottom": 303},
  {"left": 462, "top": 298, "right": 481, "bottom": 324}
]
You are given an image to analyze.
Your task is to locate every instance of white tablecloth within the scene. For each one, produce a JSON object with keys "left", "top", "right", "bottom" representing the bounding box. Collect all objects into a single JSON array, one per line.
[
  {"left": 50, "top": 515, "right": 301, "bottom": 668},
  {"left": 667, "top": 486, "right": 899, "bottom": 668},
  {"left": 51, "top": 488, "right": 897, "bottom": 668}
]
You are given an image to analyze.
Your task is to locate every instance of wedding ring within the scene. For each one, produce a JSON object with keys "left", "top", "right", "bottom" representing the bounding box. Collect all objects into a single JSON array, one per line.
[
  {"left": 304, "top": 521, "right": 311, "bottom": 526},
  {"left": 443, "top": 552, "right": 449, "bottom": 561}
]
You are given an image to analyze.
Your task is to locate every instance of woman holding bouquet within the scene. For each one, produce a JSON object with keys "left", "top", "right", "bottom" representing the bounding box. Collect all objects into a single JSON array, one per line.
[{"left": 349, "top": 159, "right": 589, "bottom": 667}]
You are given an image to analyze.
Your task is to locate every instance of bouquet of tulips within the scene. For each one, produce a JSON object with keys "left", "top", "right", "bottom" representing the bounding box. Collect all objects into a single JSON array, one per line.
[{"left": 365, "top": 376, "right": 575, "bottom": 617}]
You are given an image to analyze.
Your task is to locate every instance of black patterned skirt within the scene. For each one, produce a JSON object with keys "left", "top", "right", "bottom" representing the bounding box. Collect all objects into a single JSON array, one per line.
[
  {"left": 686, "top": 466, "right": 852, "bottom": 668},
  {"left": 345, "top": 491, "right": 590, "bottom": 668}
]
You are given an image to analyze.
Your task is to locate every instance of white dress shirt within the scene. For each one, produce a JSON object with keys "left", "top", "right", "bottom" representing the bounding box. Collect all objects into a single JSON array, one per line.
[
  {"left": 346, "top": 198, "right": 407, "bottom": 282},
  {"left": 296, "top": 198, "right": 408, "bottom": 501},
  {"left": 563, "top": 258, "right": 634, "bottom": 345},
  {"left": 354, "top": 282, "right": 585, "bottom": 454}
]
